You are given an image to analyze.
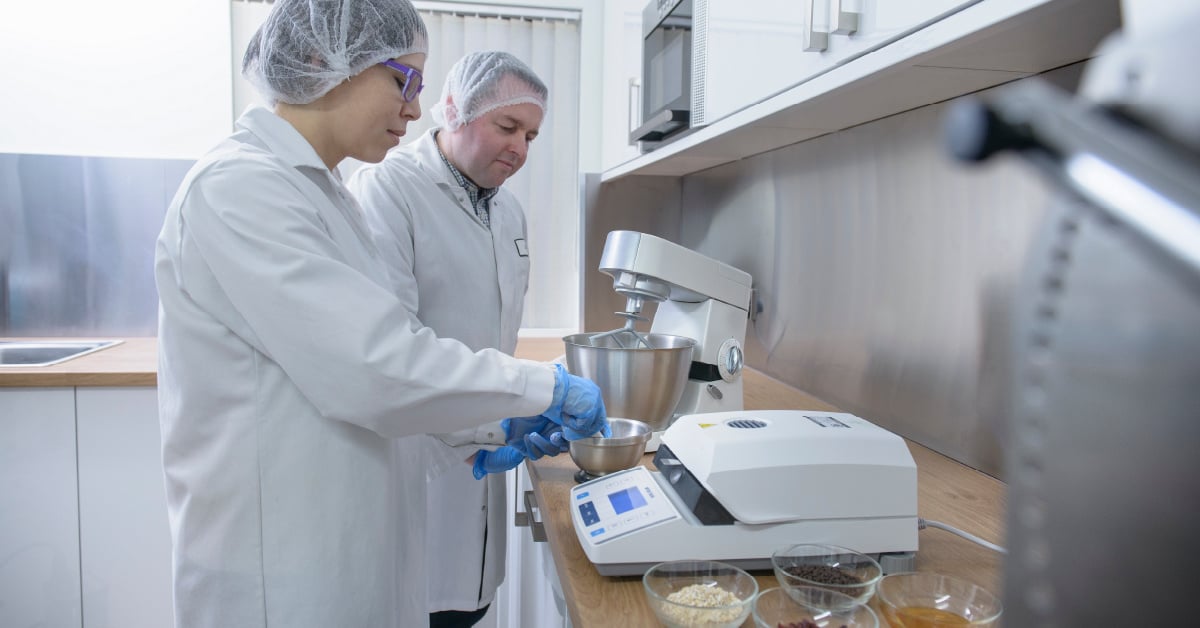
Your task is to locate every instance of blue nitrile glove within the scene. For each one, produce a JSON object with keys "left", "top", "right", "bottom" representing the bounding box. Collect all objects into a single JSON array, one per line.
[
  {"left": 541, "top": 364, "right": 612, "bottom": 440},
  {"left": 472, "top": 446, "right": 526, "bottom": 480},
  {"left": 501, "top": 416, "right": 571, "bottom": 460}
]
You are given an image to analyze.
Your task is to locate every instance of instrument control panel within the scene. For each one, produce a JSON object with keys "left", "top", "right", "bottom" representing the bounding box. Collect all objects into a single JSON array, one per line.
[{"left": 570, "top": 466, "right": 680, "bottom": 546}]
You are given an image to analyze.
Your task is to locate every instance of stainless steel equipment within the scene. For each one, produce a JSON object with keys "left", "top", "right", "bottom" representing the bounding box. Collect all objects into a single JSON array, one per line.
[
  {"left": 631, "top": 0, "right": 693, "bottom": 146},
  {"left": 569, "top": 410, "right": 918, "bottom": 576},
  {"left": 562, "top": 332, "right": 695, "bottom": 432},
  {"left": 568, "top": 418, "right": 652, "bottom": 483},
  {"left": 1, "top": 154, "right": 190, "bottom": 337},
  {"left": 567, "top": 230, "right": 753, "bottom": 448},
  {"left": 630, "top": 0, "right": 843, "bottom": 152},
  {"left": 945, "top": 4, "right": 1200, "bottom": 625},
  {"left": 598, "top": 231, "right": 752, "bottom": 414},
  {"left": 0, "top": 339, "right": 122, "bottom": 367}
]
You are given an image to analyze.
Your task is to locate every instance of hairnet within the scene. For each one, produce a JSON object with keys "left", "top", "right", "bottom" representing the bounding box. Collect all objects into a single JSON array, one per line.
[
  {"left": 431, "top": 51, "right": 548, "bottom": 131},
  {"left": 242, "top": 0, "right": 429, "bottom": 105}
]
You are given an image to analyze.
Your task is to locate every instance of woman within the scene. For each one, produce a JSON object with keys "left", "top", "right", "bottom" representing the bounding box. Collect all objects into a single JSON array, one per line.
[{"left": 153, "top": 2, "right": 605, "bottom": 627}]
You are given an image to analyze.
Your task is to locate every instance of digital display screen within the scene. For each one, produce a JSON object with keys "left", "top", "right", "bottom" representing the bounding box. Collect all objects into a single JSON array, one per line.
[{"left": 607, "top": 486, "right": 648, "bottom": 515}]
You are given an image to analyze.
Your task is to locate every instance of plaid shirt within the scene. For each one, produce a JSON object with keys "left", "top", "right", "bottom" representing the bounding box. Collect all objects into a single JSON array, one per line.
[{"left": 435, "top": 133, "right": 499, "bottom": 228}]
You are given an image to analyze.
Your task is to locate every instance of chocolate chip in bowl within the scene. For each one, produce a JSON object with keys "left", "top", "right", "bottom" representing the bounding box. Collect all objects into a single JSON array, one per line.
[{"left": 771, "top": 544, "right": 882, "bottom": 609}]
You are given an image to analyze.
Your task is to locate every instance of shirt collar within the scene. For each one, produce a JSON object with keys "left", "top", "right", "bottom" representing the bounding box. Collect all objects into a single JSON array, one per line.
[
  {"left": 433, "top": 129, "right": 499, "bottom": 204},
  {"left": 236, "top": 106, "right": 331, "bottom": 172}
]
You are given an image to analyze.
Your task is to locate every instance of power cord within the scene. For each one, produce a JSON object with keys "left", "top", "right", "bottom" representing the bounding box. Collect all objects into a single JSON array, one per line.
[{"left": 918, "top": 518, "right": 1007, "bottom": 555}]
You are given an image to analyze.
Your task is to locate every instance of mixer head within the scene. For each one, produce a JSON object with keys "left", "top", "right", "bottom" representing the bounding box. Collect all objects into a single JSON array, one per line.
[
  {"left": 596, "top": 230, "right": 754, "bottom": 417},
  {"left": 610, "top": 271, "right": 671, "bottom": 315}
]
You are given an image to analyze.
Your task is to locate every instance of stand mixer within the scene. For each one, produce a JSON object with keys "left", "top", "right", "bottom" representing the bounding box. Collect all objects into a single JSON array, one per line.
[{"left": 594, "top": 230, "right": 753, "bottom": 420}]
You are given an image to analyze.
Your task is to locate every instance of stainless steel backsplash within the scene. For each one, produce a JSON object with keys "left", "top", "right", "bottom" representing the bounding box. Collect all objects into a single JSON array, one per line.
[
  {"left": 583, "top": 66, "right": 1086, "bottom": 477},
  {"left": 0, "top": 153, "right": 192, "bottom": 336}
]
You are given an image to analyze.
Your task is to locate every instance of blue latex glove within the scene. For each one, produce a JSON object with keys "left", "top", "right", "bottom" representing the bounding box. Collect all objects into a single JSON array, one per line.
[
  {"left": 472, "top": 446, "right": 526, "bottom": 480},
  {"left": 501, "top": 416, "right": 571, "bottom": 460},
  {"left": 541, "top": 364, "right": 611, "bottom": 440}
]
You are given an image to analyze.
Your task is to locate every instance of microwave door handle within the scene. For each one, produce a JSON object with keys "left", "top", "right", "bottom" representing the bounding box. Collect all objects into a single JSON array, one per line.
[{"left": 628, "top": 77, "right": 641, "bottom": 136}]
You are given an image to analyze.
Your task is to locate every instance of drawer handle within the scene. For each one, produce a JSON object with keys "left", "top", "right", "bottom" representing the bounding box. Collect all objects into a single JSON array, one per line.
[{"left": 514, "top": 489, "right": 548, "bottom": 543}]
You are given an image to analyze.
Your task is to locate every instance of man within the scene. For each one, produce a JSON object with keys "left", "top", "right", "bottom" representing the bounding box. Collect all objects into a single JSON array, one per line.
[{"left": 348, "top": 51, "right": 559, "bottom": 628}]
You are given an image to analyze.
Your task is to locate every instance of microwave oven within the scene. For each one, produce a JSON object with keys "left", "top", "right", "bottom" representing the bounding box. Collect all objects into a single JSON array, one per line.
[
  {"left": 630, "top": 0, "right": 693, "bottom": 146},
  {"left": 631, "top": 0, "right": 818, "bottom": 150}
]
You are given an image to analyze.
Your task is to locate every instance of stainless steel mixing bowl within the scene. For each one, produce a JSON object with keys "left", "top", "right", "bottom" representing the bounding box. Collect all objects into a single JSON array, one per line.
[
  {"left": 562, "top": 332, "right": 696, "bottom": 431},
  {"left": 569, "top": 418, "right": 652, "bottom": 477}
]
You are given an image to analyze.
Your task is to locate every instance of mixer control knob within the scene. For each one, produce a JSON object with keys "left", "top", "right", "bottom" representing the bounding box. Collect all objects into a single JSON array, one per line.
[{"left": 718, "top": 339, "right": 743, "bottom": 382}]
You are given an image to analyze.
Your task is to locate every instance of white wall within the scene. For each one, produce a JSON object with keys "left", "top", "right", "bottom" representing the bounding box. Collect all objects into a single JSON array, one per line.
[
  {"left": 0, "top": 0, "right": 625, "bottom": 168},
  {"left": 0, "top": 1, "right": 233, "bottom": 159}
]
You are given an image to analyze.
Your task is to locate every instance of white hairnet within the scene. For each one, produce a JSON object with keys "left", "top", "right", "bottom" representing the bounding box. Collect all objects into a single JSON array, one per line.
[
  {"left": 431, "top": 51, "right": 548, "bottom": 131},
  {"left": 242, "top": 0, "right": 429, "bottom": 105}
]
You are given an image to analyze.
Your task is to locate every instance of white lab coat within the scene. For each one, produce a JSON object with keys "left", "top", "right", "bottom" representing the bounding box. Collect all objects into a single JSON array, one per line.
[
  {"left": 348, "top": 128, "right": 531, "bottom": 613},
  {"left": 154, "top": 107, "right": 554, "bottom": 628}
]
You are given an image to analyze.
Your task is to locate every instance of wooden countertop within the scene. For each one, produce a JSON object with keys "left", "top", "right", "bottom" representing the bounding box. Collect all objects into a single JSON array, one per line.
[
  {"left": 0, "top": 334, "right": 564, "bottom": 388},
  {"left": 0, "top": 334, "right": 562, "bottom": 388},
  {"left": 0, "top": 337, "right": 157, "bottom": 387},
  {"left": 1, "top": 335, "right": 1007, "bottom": 623},
  {"left": 513, "top": 338, "right": 1007, "bottom": 627}
]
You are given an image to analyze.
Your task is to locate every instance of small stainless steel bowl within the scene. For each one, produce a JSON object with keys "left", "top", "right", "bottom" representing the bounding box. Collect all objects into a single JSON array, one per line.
[{"left": 569, "top": 418, "right": 652, "bottom": 477}]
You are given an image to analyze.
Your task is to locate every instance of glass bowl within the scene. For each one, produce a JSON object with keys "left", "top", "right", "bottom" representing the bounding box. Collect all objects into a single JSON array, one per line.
[
  {"left": 753, "top": 587, "right": 880, "bottom": 628},
  {"left": 771, "top": 543, "right": 882, "bottom": 608},
  {"left": 642, "top": 560, "right": 758, "bottom": 628},
  {"left": 875, "top": 572, "right": 1003, "bottom": 627}
]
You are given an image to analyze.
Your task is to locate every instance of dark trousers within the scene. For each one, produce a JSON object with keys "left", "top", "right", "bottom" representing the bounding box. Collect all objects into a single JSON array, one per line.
[{"left": 429, "top": 605, "right": 489, "bottom": 628}]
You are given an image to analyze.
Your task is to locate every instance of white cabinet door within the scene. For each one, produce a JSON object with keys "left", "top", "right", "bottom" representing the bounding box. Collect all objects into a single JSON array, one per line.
[
  {"left": 818, "top": 0, "right": 985, "bottom": 67},
  {"left": 0, "top": 388, "right": 82, "bottom": 628},
  {"left": 496, "top": 465, "right": 569, "bottom": 628},
  {"left": 698, "top": 0, "right": 981, "bottom": 126},
  {"left": 601, "top": 0, "right": 649, "bottom": 171},
  {"left": 76, "top": 387, "right": 172, "bottom": 628}
]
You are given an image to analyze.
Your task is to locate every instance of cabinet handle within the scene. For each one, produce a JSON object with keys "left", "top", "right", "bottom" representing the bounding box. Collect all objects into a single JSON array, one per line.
[
  {"left": 804, "top": 0, "right": 828, "bottom": 52},
  {"left": 832, "top": 0, "right": 859, "bottom": 35},
  {"left": 514, "top": 489, "right": 548, "bottom": 542}
]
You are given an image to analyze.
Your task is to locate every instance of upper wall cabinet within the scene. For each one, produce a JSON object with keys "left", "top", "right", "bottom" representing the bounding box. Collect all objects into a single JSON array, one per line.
[
  {"left": 600, "top": 0, "right": 649, "bottom": 171},
  {"left": 603, "top": 0, "right": 1122, "bottom": 181},
  {"left": 0, "top": 1, "right": 233, "bottom": 159},
  {"left": 697, "top": 0, "right": 980, "bottom": 128}
]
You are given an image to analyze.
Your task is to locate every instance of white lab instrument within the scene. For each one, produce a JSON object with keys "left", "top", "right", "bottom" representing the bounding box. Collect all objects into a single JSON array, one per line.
[
  {"left": 596, "top": 231, "right": 753, "bottom": 447},
  {"left": 570, "top": 410, "right": 918, "bottom": 575}
]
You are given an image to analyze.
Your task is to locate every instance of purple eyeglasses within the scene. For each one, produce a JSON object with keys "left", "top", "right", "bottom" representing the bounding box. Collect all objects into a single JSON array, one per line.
[{"left": 379, "top": 60, "right": 425, "bottom": 102}]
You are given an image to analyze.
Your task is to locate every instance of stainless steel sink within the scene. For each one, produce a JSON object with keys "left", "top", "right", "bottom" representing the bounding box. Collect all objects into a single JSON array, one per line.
[{"left": 0, "top": 340, "right": 124, "bottom": 367}]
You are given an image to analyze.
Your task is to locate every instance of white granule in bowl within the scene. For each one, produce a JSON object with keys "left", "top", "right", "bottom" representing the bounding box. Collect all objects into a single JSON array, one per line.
[{"left": 658, "top": 583, "right": 744, "bottom": 625}]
